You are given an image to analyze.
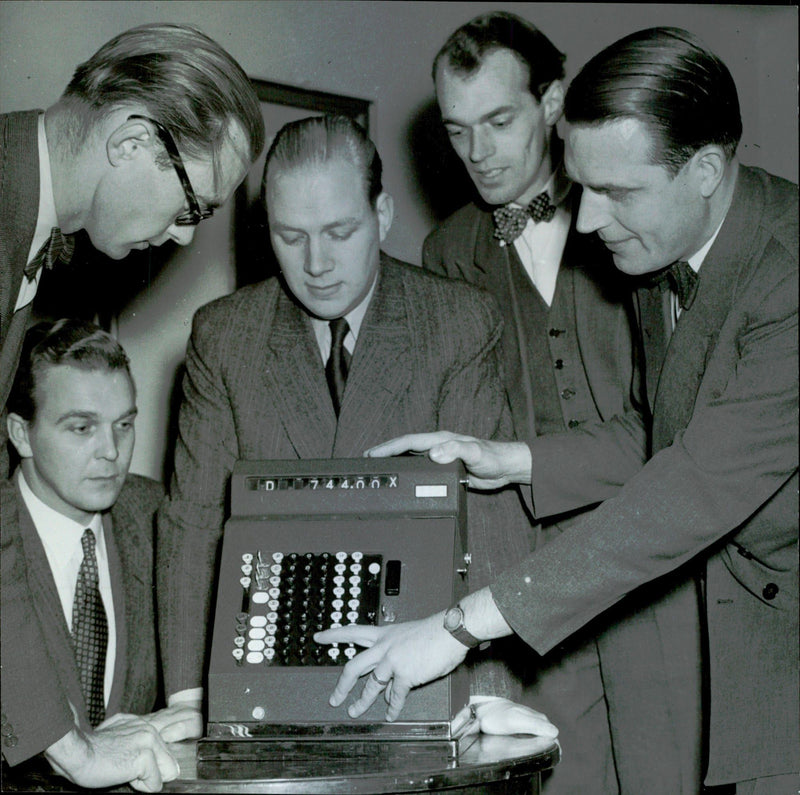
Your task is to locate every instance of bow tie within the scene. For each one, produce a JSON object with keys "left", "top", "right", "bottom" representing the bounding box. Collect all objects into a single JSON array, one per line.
[
  {"left": 23, "top": 227, "right": 75, "bottom": 282},
  {"left": 493, "top": 192, "right": 558, "bottom": 246},
  {"left": 649, "top": 260, "right": 699, "bottom": 311}
]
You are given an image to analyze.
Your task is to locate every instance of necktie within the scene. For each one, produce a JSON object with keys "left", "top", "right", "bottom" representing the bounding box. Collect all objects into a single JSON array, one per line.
[
  {"left": 23, "top": 227, "right": 75, "bottom": 282},
  {"left": 326, "top": 318, "right": 351, "bottom": 417},
  {"left": 71, "top": 528, "right": 108, "bottom": 727},
  {"left": 650, "top": 260, "right": 699, "bottom": 311},
  {"left": 493, "top": 192, "right": 558, "bottom": 246}
]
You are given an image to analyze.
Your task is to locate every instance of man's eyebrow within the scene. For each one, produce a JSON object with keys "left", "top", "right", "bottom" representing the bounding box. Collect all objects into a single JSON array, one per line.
[
  {"left": 55, "top": 407, "right": 138, "bottom": 424},
  {"left": 322, "top": 217, "right": 360, "bottom": 231},
  {"left": 442, "top": 105, "right": 516, "bottom": 127},
  {"left": 271, "top": 217, "right": 360, "bottom": 233},
  {"left": 55, "top": 410, "right": 99, "bottom": 425}
]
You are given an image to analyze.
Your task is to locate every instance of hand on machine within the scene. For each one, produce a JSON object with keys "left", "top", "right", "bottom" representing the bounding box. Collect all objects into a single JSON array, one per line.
[{"left": 365, "top": 431, "right": 532, "bottom": 491}]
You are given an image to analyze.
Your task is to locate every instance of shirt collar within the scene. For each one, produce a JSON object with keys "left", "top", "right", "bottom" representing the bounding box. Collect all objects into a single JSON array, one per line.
[
  {"left": 686, "top": 217, "right": 725, "bottom": 275},
  {"left": 17, "top": 469, "right": 104, "bottom": 547},
  {"left": 30, "top": 113, "right": 59, "bottom": 259}
]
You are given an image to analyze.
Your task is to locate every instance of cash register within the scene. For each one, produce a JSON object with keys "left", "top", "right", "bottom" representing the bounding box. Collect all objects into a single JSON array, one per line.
[{"left": 198, "top": 457, "right": 477, "bottom": 778}]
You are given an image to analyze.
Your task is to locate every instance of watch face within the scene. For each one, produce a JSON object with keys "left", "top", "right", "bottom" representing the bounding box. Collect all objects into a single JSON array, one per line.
[{"left": 444, "top": 607, "right": 462, "bottom": 631}]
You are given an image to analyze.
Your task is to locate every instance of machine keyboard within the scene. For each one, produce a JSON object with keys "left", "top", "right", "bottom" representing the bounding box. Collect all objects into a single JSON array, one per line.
[{"left": 232, "top": 550, "right": 382, "bottom": 666}]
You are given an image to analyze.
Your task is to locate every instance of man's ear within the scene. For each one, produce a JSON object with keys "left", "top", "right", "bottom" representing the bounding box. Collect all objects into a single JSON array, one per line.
[
  {"left": 375, "top": 192, "right": 394, "bottom": 242},
  {"left": 106, "top": 117, "right": 156, "bottom": 167},
  {"left": 540, "top": 80, "right": 565, "bottom": 128},
  {"left": 689, "top": 144, "right": 727, "bottom": 198},
  {"left": 7, "top": 413, "right": 33, "bottom": 459}
]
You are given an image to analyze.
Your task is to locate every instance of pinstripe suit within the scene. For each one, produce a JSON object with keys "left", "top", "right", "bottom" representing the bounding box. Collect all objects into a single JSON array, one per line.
[{"left": 157, "top": 253, "right": 528, "bottom": 696}]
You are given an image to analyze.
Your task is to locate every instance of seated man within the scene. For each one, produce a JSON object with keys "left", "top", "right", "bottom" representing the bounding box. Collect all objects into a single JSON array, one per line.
[
  {"left": 3, "top": 319, "right": 200, "bottom": 791},
  {"left": 157, "top": 115, "right": 532, "bottom": 713}
]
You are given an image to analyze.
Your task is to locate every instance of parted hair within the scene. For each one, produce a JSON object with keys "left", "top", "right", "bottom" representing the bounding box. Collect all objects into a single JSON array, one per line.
[
  {"left": 564, "top": 27, "right": 742, "bottom": 174},
  {"left": 433, "top": 11, "right": 566, "bottom": 101},
  {"left": 62, "top": 22, "right": 265, "bottom": 163},
  {"left": 263, "top": 115, "right": 383, "bottom": 208},
  {"left": 8, "top": 319, "right": 131, "bottom": 423}
]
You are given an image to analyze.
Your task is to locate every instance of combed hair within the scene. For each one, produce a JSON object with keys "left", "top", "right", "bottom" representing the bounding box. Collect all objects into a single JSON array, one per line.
[
  {"left": 8, "top": 319, "right": 131, "bottom": 422},
  {"left": 263, "top": 115, "right": 382, "bottom": 207},
  {"left": 564, "top": 27, "right": 742, "bottom": 174},
  {"left": 62, "top": 22, "right": 265, "bottom": 163},
  {"left": 433, "top": 11, "right": 566, "bottom": 100}
]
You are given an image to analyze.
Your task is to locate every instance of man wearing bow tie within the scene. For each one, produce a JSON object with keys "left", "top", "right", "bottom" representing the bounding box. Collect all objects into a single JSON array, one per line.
[
  {"left": 421, "top": 13, "right": 654, "bottom": 794},
  {"left": 321, "top": 26, "right": 798, "bottom": 795},
  {"left": 0, "top": 23, "right": 265, "bottom": 480},
  {"left": 0, "top": 23, "right": 264, "bottom": 789}
]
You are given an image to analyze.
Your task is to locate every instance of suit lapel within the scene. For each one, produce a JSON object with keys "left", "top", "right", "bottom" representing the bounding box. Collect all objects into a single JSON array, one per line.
[
  {"left": 333, "top": 258, "right": 413, "bottom": 455},
  {"left": 1, "top": 111, "right": 40, "bottom": 340},
  {"left": 636, "top": 286, "right": 671, "bottom": 417},
  {"left": 16, "top": 489, "right": 87, "bottom": 724},
  {"left": 104, "top": 511, "right": 128, "bottom": 716},
  {"left": 473, "top": 212, "right": 533, "bottom": 434},
  {"left": 651, "top": 167, "right": 756, "bottom": 450},
  {"left": 264, "top": 291, "right": 337, "bottom": 457}
]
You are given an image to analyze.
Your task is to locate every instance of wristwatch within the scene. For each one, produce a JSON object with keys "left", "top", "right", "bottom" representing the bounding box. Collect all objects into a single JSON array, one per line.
[{"left": 443, "top": 603, "right": 482, "bottom": 649}]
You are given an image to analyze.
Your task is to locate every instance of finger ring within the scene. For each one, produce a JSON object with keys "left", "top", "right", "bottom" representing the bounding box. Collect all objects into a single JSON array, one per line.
[{"left": 370, "top": 671, "right": 391, "bottom": 687}]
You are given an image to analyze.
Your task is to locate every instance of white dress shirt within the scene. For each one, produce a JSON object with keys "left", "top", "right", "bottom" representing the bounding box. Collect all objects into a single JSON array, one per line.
[
  {"left": 14, "top": 113, "right": 58, "bottom": 312},
  {"left": 511, "top": 164, "right": 572, "bottom": 306},
  {"left": 17, "top": 470, "right": 117, "bottom": 707}
]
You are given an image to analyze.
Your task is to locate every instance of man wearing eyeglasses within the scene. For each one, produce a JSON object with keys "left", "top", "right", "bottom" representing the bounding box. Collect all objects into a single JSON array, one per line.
[{"left": 0, "top": 23, "right": 264, "bottom": 791}]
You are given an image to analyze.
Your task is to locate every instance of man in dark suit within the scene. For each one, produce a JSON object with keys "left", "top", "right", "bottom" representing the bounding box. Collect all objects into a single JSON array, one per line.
[
  {"left": 0, "top": 23, "right": 264, "bottom": 447},
  {"left": 0, "top": 24, "right": 264, "bottom": 785},
  {"left": 2, "top": 320, "right": 200, "bottom": 790},
  {"left": 319, "top": 27, "right": 799, "bottom": 795},
  {"left": 421, "top": 13, "right": 656, "bottom": 794},
  {"left": 156, "top": 115, "right": 529, "bottom": 716}
]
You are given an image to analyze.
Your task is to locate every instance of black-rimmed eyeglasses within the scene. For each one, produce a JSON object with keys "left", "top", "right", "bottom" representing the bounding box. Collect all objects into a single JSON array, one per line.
[{"left": 128, "top": 114, "right": 215, "bottom": 227}]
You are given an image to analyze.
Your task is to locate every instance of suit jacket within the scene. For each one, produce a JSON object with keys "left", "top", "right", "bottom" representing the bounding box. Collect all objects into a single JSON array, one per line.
[
  {"left": 423, "top": 197, "right": 701, "bottom": 795},
  {"left": 157, "top": 253, "right": 525, "bottom": 695},
  {"left": 0, "top": 110, "right": 81, "bottom": 766},
  {"left": 1, "top": 474, "right": 163, "bottom": 766},
  {"left": 423, "top": 194, "right": 647, "bottom": 517},
  {"left": 1, "top": 110, "right": 40, "bottom": 416},
  {"left": 492, "top": 165, "right": 799, "bottom": 785}
]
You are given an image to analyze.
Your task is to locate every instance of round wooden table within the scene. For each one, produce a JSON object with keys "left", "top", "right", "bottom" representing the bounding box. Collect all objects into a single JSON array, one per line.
[{"left": 163, "top": 734, "right": 560, "bottom": 794}]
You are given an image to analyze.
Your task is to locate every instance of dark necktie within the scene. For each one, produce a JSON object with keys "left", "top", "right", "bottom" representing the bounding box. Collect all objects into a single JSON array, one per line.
[
  {"left": 71, "top": 528, "right": 108, "bottom": 727},
  {"left": 325, "top": 318, "right": 352, "bottom": 417},
  {"left": 650, "top": 260, "right": 699, "bottom": 311},
  {"left": 493, "top": 192, "right": 558, "bottom": 246},
  {"left": 23, "top": 227, "right": 75, "bottom": 282}
]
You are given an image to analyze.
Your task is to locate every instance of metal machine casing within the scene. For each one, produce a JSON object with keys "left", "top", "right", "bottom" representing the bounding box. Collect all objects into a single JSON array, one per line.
[{"left": 205, "top": 457, "right": 470, "bottom": 743}]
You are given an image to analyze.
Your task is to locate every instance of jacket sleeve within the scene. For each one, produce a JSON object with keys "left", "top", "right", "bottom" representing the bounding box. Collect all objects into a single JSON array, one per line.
[
  {"left": 156, "top": 307, "right": 241, "bottom": 697},
  {"left": 492, "top": 249, "right": 799, "bottom": 654}
]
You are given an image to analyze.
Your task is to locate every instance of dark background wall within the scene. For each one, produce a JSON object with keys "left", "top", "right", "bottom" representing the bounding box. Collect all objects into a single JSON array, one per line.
[{"left": 1, "top": 1, "right": 796, "bottom": 478}]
